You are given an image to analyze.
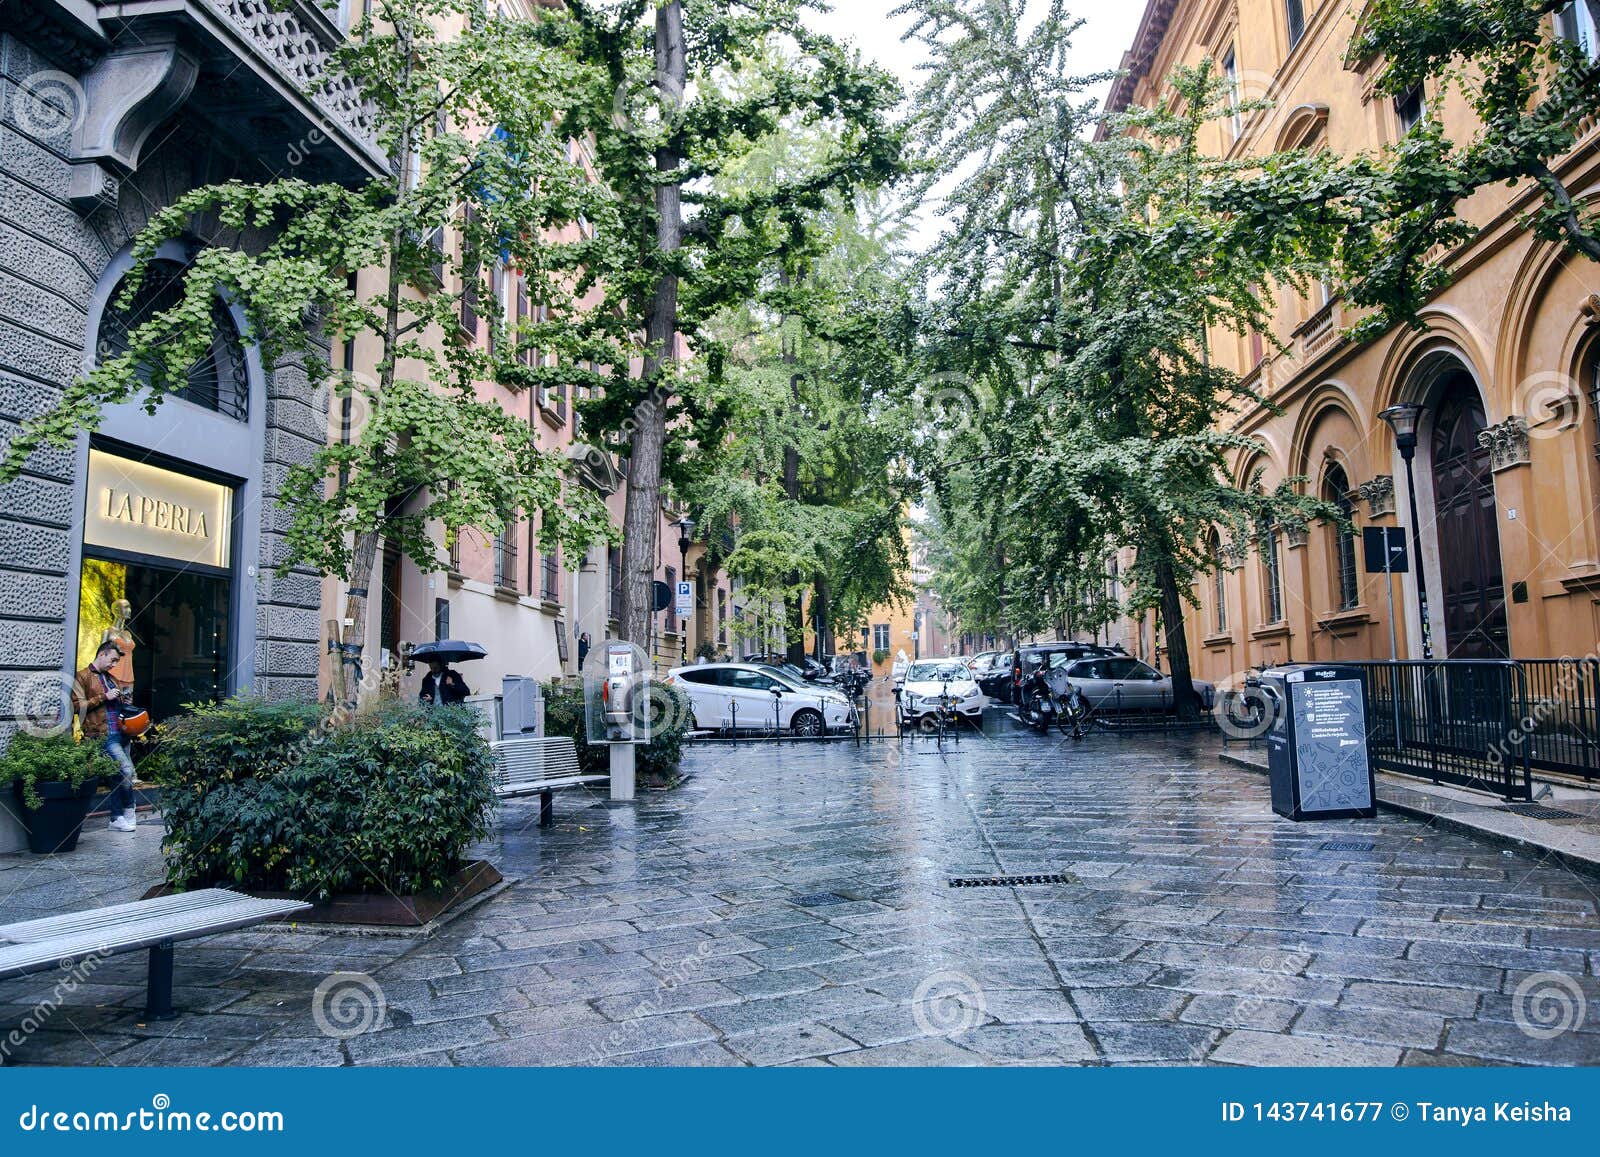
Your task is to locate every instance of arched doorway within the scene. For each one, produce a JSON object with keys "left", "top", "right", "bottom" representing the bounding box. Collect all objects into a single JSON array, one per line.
[{"left": 1429, "top": 374, "right": 1509, "bottom": 658}]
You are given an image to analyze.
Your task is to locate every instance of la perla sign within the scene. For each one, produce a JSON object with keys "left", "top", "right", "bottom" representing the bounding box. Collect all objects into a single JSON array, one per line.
[{"left": 83, "top": 450, "right": 232, "bottom": 569}]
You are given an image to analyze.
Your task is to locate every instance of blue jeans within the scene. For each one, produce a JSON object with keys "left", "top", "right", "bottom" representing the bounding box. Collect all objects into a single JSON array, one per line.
[{"left": 103, "top": 736, "right": 136, "bottom": 814}]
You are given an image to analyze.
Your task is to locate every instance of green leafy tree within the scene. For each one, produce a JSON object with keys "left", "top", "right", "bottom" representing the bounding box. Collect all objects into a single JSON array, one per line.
[
  {"left": 1343, "top": 0, "right": 1600, "bottom": 337},
  {"left": 538, "top": 0, "right": 906, "bottom": 647},
  {"left": 903, "top": 0, "right": 1347, "bottom": 714},
  {"left": 1, "top": 0, "right": 617, "bottom": 701}
]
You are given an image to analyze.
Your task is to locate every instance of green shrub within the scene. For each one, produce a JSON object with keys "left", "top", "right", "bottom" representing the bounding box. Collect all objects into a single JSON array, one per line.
[
  {"left": 541, "top": 680, "right": 694, "bottom": 785},
  {"left": 872, "top": 649, "right": 890, "bottom": 665},
  {"left": 148, "top": 697, "right": 496, "bottom": 900},
  {"left": 1, "top": 732, "right": 116, "bottom": 810}
]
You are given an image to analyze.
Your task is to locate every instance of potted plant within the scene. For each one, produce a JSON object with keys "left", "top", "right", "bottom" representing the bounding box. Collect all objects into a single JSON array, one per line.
[{"left": 2, "top": 733, "right": 116, "bottom": 854}]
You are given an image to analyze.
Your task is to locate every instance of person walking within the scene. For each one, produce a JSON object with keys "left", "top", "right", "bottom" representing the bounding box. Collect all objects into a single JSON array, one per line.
[
  {"left": 71, "top": 640, "right": 138, "bottom": 833},
  {"left": 418, "top": 659, "right": 471, "bottom": 706},
  {"left": 577, "top": 631, "right": 591, "bottom": 673}
]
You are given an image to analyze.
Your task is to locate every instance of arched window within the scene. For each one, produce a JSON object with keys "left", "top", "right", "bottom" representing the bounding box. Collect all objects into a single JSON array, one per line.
[
  {"left": 1209, "top": 531, "right": 1228, "bottom": 632},
  {"left": 1323, "top": 462, "right": 1360, "bottom": 610},
  {"left": 97, "top": 259, "right": 248, "bottom": 421}
]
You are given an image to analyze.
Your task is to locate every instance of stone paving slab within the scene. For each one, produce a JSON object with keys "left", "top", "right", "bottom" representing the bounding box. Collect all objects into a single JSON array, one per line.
[{"left": 2, "top": 732, "right": 1598, "bottom": 1066}]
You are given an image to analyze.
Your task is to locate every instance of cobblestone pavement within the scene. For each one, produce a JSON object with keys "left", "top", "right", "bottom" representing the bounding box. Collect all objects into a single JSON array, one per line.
[{"left": 3, "top": 730, "right": 1598, "bottom": 1066}]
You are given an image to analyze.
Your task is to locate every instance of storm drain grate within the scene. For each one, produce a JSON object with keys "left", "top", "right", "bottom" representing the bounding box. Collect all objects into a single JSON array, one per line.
[
  {"left": 1321, "top": 841, "right": 1376, "bottom": 852},
  {"left": 792, "top": 892, "right": 851, "bottom": 907},
  {"left": 948, "top": 873, "right": 1077, "bottom": 889},
  {"left": 1500, "top": 804, "right": 1586, "bottom": 820}
]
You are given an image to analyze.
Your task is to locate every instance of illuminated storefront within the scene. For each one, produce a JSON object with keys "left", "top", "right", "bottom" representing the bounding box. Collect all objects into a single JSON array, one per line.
[{"left": 74, "top": 448, "right": 238, "bottom": 721}]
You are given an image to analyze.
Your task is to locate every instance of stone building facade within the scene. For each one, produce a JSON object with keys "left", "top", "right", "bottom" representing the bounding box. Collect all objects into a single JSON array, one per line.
[
  {"left": 0, "top": 0, "right": 383, "bottom": 735},
  {"left": 1103, "top": 0, "right": 1600, "bottom": 683}
]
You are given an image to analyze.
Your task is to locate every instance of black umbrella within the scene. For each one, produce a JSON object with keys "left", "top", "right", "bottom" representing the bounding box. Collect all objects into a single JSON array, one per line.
[{"left": 410, "top": 639, "right": 488, "bottom": 664}]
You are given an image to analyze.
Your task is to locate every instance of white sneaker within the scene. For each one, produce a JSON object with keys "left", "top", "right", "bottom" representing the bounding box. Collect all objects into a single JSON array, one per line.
[{"left": 108, "top": 813, "right": 137, "bottom": 832}]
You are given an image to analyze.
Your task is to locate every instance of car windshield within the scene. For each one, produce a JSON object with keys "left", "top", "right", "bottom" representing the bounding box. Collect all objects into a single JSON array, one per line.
[
  {"left": 757, "top": 665, "right": 807, "bottom": 690},
  {"left": 907, "top": 661, "right": 967, "bottom": 682}
]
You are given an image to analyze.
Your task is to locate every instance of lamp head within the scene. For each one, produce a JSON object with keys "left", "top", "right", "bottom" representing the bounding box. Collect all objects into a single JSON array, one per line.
[{"left": 1378, "top": 402, "right": 1425, "bottom": 454}]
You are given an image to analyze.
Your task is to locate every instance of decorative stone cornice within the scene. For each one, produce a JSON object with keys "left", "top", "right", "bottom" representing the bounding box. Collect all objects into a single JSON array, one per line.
[
  {"left": 1478, "top": 416, "right": 1531, "bottom": 472},
  {"left": 1580, "top": 293, "right": 1600, "bottom": 325},
  {"left": 1220, "top": 540, "right": 1250, "bottom": 570},
  {"left": 1358, "top": 475, "right": 1396, "bottom": 519},
  {"left": 1283, "top": 522, "right": 1310, "bottom": 549}
]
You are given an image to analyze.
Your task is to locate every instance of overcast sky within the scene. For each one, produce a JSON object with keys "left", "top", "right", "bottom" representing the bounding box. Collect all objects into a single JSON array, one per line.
[
  {"left": 805, "top": 0, "right": 1148, "bottom": 245},
  {"left": 809, "top": 0, "right": 1146, "bottom": 99}
]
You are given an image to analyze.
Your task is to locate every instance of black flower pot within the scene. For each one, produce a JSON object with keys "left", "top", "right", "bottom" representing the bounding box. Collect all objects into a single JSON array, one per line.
[{"left": 11, "top": 780, "right": 98, "bottom": 854}]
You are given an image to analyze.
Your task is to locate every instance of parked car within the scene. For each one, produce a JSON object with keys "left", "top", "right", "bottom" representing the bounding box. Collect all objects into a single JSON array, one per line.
[
  {"left": 1008, "top": 642, "right": 1119, "bottom": 705},
  {"left": 665, "top": 663, "right": 856, "bottom": 737},
  {"left": 898, "top": 659, "right": 985, "bottom": 730},
  {"left": 1053, "top": 655, "right": 1216, "bottom": 713},
  {"left": 976, "top": 650, "right": 1015, "bottom": 702},
  {"left": 967, "top": 650, "right": 1002, "bottom": 676}
]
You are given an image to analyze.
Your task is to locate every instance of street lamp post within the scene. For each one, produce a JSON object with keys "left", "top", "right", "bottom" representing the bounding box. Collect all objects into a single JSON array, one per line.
[
  {"left": 676, "top": 516, "right": 694, "bottom": 662},
  {"left": 1378, "top": 403, "right": 1434, "bottom": 660}
]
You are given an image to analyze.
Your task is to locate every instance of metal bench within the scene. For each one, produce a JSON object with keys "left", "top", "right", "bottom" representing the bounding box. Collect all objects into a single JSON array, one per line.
[
  {"left": 0, "top": 889, "right": 311, "bottom": 1022},
  {"left": 491, "top": 735, "right": 605, "bottom": 826}
]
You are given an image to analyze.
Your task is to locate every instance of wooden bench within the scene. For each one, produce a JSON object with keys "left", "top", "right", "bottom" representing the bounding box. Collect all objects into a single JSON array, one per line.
[
  {"left": 491, "top": 735, "right": 606, "bottom": 826},
  {"left": 0, "top": 889, "right": 311, "bottom": 1023}
]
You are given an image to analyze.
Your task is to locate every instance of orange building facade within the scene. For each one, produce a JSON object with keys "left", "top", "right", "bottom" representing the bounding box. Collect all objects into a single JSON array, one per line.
[{"left": 1104, "top": 0, "right": 1600, "bottom": 685}]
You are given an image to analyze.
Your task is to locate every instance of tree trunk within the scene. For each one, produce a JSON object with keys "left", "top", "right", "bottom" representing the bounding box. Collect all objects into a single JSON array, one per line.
[
  {"left": 1153, "top": 551, "right": 1201, "bottom": 721},
  {"left": 812, "top": 574, "right": 831, "bottom": 661},
  {"left": 619, "top": 0, "right": 685, "bottom": 647},
  {"left": 338, "top": 20, "right": 413, "bottom": 707},
  {"left": 785, "top": 592, "right": 806, "bottom": 665}
]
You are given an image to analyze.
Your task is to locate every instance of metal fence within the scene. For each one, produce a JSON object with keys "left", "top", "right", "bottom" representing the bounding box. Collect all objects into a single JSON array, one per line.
[{"left": 1348, "top": 658, "right": 1600, "bottom": 800}]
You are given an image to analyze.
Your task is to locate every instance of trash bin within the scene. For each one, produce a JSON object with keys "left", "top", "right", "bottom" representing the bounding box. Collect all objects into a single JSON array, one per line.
[{"left": 1260, "top": 663, "right": 1376, "bottom": 821}]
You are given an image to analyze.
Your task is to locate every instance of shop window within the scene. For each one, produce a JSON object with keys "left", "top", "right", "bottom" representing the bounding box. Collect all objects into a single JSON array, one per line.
[
  {"left": 1323, "top": 463, "right": 1360, "bottom": 611},
  {"left": 98, "top": 259, "right": 248, "bottom": 422},
  {"left": 76, "top": 450, "right": 236, "bottom": 724}
]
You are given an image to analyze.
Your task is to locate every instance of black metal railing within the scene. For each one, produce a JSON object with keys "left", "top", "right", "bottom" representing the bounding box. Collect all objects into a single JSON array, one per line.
[{"left": 1347, "top": 658, "right": 1600, "bottom": 799}]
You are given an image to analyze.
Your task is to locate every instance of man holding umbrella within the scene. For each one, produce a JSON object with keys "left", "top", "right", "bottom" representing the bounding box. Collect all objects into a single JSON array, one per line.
[{"left": 412, "top": 639, "right": 486, "bottom": 706}]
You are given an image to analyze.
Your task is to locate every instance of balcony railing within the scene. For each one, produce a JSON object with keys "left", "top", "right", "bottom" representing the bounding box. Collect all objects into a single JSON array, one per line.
[{"left": 199, "top": 0, "right": 380, "bottom": 152}]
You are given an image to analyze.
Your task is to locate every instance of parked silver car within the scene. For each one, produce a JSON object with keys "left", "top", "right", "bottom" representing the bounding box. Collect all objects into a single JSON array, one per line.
[{"left": 1053, "top": 655, "right": 1215, "bottom": 712}]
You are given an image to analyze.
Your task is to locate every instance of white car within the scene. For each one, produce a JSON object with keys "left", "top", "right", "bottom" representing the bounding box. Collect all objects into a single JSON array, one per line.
[
  {"left": 665, "top": 663, "right": 856, "bottom": 737},
  {"left": 898, "top": 659, "right": 985, "bottom": 729}
]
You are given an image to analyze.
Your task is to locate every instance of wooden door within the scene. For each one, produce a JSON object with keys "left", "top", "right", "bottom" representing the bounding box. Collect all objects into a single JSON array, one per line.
[{"left": 1430, "top": 376, "right": 1509, "bottom": 658}]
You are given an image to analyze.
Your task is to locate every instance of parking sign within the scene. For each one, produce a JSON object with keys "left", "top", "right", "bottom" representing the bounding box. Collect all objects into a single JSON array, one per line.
[{"left": 675, "top": 580, "right": 693, "bottom": 617}]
